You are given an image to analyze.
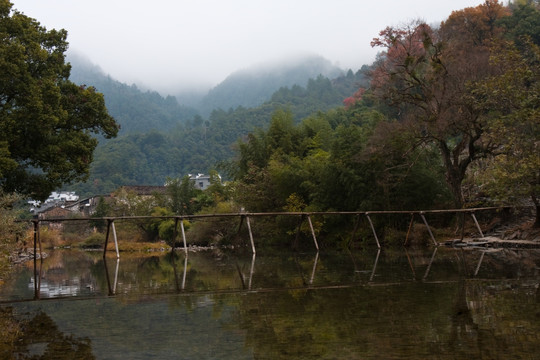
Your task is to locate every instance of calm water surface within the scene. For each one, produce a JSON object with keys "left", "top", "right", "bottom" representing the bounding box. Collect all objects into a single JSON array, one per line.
[{"left": 1, "top": 246, "right": 539, "bottom": 359}]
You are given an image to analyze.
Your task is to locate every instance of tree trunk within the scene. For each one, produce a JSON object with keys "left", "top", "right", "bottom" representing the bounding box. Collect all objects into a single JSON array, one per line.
[
  {"left": 438, "top": 140, "right": 465, "bottom": 210},
  {"left": 532, "top": 195, "right": 540, "bottom": 229},
  {"left": 438, "top": 140, "right": 469, "bottom": 235},
  {"left": 447, "top": 172, "right": 464, "bottom": 210}
]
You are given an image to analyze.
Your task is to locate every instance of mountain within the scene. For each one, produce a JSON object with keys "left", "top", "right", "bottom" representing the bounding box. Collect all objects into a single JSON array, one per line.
[
  {"left": 182, "top": 54, "right": 345, "bottom": 117},
  {"left": 68, "top": 53, "right": 351, "bottom": 126},
  {"left": 64, "top": 52, "right": 371, "bottom": 196},
  {"left": 71, "top": 66, "right": 370, "bottom": 197},
  {"left": 68, "top": 53, "right": 199, "bottom": 135}
]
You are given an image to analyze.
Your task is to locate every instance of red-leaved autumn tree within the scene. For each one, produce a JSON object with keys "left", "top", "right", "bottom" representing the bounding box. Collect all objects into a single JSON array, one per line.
[{"left": 369, "top": 0, "right": 509, "bottom": 209}]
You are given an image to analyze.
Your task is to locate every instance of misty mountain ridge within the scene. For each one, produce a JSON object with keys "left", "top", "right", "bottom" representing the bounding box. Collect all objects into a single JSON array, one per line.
[
  {"left": 68, "top": 53, "right": 199, "bottom": 135},
  {"left": 69, "top": 51, "right": 348, "bottom": 122},
  {"left": 191, "top": 54, "right": 345, "bottom": 116}
]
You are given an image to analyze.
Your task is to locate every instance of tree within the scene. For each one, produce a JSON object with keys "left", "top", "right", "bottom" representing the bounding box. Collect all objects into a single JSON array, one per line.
[
  {"left": 0, "top": 2, "right": 118, "bottom": 200},
  {"left": 90, "top": 196, "right": 110, "bottom": 231},
  {"left": 473, "top": 39, "right": 540, "bottom": 226},
  {"left": 369, "top": 1, "right": 510, "bottom": 208},
  {"left": 499, "top": 0, "right": 540, "bottom": 46},
  {"left": 0, "top": 192, "right": 23, "bottom": 277},
  {"left": 166, "top": 176, "right": 200, "bottom": 215}
]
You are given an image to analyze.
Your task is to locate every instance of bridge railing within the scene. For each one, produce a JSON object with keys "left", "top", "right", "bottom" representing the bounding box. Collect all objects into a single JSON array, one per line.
[{"left": 21, "top": 206, "right": 517, "bottom": 259}]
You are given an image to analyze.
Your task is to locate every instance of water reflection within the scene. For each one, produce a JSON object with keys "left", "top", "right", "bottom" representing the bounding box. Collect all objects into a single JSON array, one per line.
[
  {"left": 103, "top": 257, "right": 120, "bottom": 295},
  {"left": 1, "top": 247, "right": 539, "bottom": 359},
  {"left": 0, "top": 306, "right": 95, "bottom": 359},
  {"left": 5, "top": 247, "right": 540, "bottom": 302},
  {"left": 29, "top": 276, "right": 81, "bottom": 298}
]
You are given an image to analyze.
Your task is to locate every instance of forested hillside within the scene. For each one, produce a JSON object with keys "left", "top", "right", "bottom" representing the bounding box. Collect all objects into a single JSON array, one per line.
[
  {"left": 73, "top": 68, "right": 368, "bottom": 196},
  {"left": 196, "top": 55, "right": 345, "bottom": 116},
  {"left": 68, "top": 53, "right": 199, "bottom": 134}
]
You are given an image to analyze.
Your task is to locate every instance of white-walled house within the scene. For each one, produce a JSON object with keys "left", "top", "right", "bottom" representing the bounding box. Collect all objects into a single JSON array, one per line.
[
  {"left": 28, "top": 191, "right": 80, "bottom": 213},
  {"left": 45, "top": 191, "right": 79, "bottom": 204},
  {"left": 189, "top": 173, "right": 221, "bottom": 190}
]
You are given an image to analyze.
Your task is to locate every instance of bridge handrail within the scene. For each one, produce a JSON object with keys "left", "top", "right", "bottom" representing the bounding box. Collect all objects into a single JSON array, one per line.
[{"left": 19, "top": 205, "right": 515, "bottom": 223}]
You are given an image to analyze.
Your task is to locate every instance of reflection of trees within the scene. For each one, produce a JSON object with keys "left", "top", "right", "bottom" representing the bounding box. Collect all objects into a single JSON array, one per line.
[
  {"left": 464, "top": 280, "right": 540, "bottom": 357},
  {"left": 0, "top": 307, "right": 95, "bottom": 359},
  {"left": 235, "top": 283, "right": 461, "bottom": 359},
  {"left": 443, "top": 249, "right": 540, "bottom": 358},
  {"left": 234, "top": 269, "right": 540, "bottom": 359},
  {"left": 448, "top": 280, "right": 482, "bottom": 358}
]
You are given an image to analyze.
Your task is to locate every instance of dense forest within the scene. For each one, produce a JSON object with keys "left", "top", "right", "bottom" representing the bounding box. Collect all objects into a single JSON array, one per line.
[{"left": 72, "top": 64, "right": 370, "bottom": 195}]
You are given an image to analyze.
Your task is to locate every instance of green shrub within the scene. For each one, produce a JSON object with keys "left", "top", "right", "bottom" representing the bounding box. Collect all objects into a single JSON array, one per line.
[{"left": 80, "top": 233, "right": 106, "bottom": 249}]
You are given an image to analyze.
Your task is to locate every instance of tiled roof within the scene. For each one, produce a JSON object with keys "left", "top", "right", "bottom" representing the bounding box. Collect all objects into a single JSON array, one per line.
[{"left": 118, "top": 185, "right": 167, "bottom": 196}]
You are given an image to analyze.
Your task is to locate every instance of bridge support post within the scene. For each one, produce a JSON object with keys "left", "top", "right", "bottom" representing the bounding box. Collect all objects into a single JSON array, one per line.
[
  {"left": 404, "top": 213, "right": 415, "bottom": 246},
  {"left": 246, "top": 216, "right": 256, "bottom": 254},
  {"left": 103, "top": 219, "right": 112, "bottom": 258},
  {"left": 370, "top": 249, "right": 381, "bottom": 282},
  {"left": 309, "top": 252, "right": 319, "bottom": 285},
  {"left": 248, "top": 253, "right": 256, "bottom": 289},
  {"left": 111, "top": 221, "right": 120, "bottom": 258},
  {"left": 470, "top": 212, "right": 484, "bottom": 238},
  {"left": 180, "top": 219, "right": 187, "bottom": 252},
  {"left": 307, "top": 215, "right": 319, "bottom": 251},
  {"left": 237, "top": 215, "right": 244, "bottom": 233},
  {"left": 103, "top": 219, "right": 119, "bottom": 258},
  {"left": 420, "top": 212, "right": 438, "bottom": 246},
  {"left": 365, "top": 213, "right": 381, "bottom": 249},
  {"left": 31, "top": 220, "right": 43, "bottom": 261},
  {"left": 32, "top": 220, "right": 42, "bottom": 299},
  {"left": 474, "top": 251, "right": 486, "bottom": 276},
  {"left": 239, "top": 215, "right": 255, "bottom": 254},
  {"left": 172, "top": 218, "right": 178, "bottom": 250}
]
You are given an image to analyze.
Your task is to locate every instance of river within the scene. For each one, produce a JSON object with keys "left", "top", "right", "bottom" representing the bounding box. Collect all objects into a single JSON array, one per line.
[{"left": 1, "top": 246, "right": 539, "bottom": 359}]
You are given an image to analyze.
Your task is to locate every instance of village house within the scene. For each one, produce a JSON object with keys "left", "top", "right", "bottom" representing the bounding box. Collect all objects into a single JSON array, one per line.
[
  {"left": 33, "top": 205, "right": 74, "bottom": 231},
  {"left": 65, "top": 195, "right": 112, "bottom": 217},
  {"left": 189, "top": 173, "right": 220, "bottom": 190},
  {"left": 116, "top": 185, "right": 168, "bottom": 196}
]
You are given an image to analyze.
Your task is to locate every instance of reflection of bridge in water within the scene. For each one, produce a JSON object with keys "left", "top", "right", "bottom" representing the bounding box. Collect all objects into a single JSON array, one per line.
[
  {"left": 19, "top": 205, "right": 538, "bottom": 301},
  {"left": 24, "top": 245, "right": 537, "bottom": 302}
]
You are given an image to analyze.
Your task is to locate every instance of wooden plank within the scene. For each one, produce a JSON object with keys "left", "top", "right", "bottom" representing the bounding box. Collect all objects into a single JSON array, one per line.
[
  {"left": 20, "top": 205, "right": 521, "bottom": 223},
  {"left": 446, "top": 236, "right": 540, "bottom": 248}
]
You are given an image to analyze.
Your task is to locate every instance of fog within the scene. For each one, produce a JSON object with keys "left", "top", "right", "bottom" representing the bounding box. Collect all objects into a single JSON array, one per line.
[{"left": 12, "top": 0, "right": 487, "bottom": 95}]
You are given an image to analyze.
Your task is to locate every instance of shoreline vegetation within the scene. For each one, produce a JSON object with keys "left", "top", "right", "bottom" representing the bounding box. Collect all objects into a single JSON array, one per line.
[
  {"left": 10, "top": 211, "right": 540, "bottom": 256},
  {"left": 3, "top": 215, "right": 539, "bottom": 287},
  {"left": 1, "top": 207, "right": 539, "bottom": 286}
]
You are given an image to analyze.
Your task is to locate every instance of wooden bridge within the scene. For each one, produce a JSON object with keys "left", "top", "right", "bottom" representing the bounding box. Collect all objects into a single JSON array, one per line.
[{"left": 25, "top": 206, "right": 525, "bottom": 260}]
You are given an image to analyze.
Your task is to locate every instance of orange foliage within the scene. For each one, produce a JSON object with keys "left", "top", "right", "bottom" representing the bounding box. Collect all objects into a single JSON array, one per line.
[
  {"left": 441, "top": 0, "right": 510, "bottom": 46},
  {"left": 343, "top": 87, "right": 366, "bottom": 108}
]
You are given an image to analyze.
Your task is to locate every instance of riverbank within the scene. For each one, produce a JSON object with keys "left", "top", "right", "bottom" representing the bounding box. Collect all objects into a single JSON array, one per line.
[{"left": 6, "top": 217, "right": 539, "bottom": 269}]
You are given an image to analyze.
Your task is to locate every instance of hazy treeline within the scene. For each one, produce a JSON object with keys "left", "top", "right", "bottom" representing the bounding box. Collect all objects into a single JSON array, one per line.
[{"left": 73, "top": 67, "right": 370, "bottom": 196}]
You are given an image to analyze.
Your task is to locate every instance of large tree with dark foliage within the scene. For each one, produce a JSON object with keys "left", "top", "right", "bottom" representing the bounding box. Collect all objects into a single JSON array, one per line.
[
  {"left": 369, "top": 0, "right": 509, "bottom": 209},
  {"left": 0, "top": 1, "right": 118, "bottom": 200}
]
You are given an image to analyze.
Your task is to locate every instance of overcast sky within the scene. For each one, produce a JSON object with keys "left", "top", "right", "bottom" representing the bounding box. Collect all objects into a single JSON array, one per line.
[{"left": 12, "top": 0, "right": 487, "bottom": 94}]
